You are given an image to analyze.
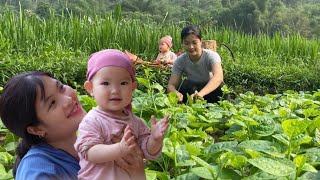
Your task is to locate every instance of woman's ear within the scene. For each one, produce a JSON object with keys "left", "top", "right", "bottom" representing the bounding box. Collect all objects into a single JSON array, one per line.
[
  {"left": 84, "top": 81, "right": 94, "bottom": 96},
  {"left": 27, "top": 126, "right": 45, "bottom": 137}
]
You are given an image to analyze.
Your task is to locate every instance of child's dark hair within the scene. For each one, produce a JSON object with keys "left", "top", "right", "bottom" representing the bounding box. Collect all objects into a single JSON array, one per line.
[
  {"left": 180, "top": 25, "right": 202, "bottom": 42},
  {"left": 0, "top": 71, "right": 52, "bottom": 177}
]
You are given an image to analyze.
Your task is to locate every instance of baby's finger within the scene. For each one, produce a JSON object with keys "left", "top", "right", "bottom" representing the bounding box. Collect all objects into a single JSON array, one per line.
[
  {"left": 160, "top": 115, "right": 169, "bottom": 124},
  {"left": 124, "top": 125, "right": 132, "bottom": 133},
  {"left": 162, "top": 124, "right": 169, "bottom": 131},
  {"left": 151, "top": 115, "right": 157, "bottom": 126},
  {"left": 122, "top": 129, "right": 133, "bottom": 141},
  {"left": 127, "top": 136, "right": 137, "bottom": 149}
]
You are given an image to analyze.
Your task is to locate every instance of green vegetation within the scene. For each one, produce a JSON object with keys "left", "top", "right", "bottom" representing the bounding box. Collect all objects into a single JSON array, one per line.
[
  {"left": 0, "top": 3, "right": 320, "bottom": 179},
  {"left": 1, "top": 0, "right": 320, "bottom": 38},
  {"left": 0, "top": 8, "right": 319, "bottom": 94}
]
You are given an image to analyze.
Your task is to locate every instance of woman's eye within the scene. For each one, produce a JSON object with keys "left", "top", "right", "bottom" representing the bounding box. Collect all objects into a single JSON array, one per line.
[
  {"left": 121, "top": 82, "right": 128, "bottom": 85},
  {"left": 49, "top": 100, "right": 56, "bottom": 108},
  {"left": 60, "top": 84, "right": 65, "bottom": 91},
  {"left": 58, "top": 81, "right": 66, "bottom": 92}
]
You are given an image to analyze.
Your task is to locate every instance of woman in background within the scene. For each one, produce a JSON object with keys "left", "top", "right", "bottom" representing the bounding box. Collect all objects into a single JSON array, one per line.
[{"left": 167, "top": 25, "right": 224, "bottom": 103}]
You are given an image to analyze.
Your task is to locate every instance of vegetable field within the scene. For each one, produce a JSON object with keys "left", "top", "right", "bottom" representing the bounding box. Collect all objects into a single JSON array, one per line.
[{"left": 0, "top": 8, "right": 320, "bottom": 180}]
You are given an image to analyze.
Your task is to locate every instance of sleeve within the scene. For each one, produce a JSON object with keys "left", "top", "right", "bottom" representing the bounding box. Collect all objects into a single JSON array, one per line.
[
  {"left": 155, "top": 53, "right": 161, "bottom": 62},
  {"left": 134, "top": 116, "right": 162, "bottom": 160},
  {"left": 171, "top": 55, "right": 184, "bottom": 76},
  {"left": 170, "top": 52, "right": 177, "bottom": 61},
  {"left": 15, "top": 155, "right": 75, "bottom": 180},
  {"left": 74, "top": 115, "right": 107, "bottom": 160},
  {"left": 207, "top": 50, "right": 222, "bottom": 68}
]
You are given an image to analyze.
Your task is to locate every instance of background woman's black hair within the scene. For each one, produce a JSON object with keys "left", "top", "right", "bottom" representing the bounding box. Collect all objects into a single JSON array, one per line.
[
  {"left": 0, "top": 71, "right": 52, "bottom": 177},
  {"left": 180, "top": 25, "right": 202, "bottom": 42}
]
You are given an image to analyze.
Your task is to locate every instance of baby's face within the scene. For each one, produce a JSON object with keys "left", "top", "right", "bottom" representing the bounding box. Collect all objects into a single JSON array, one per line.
[
  {"left": 159, "top": 42, "right": 169, "bottom": 53},
  {"left": 90, "top": 67, "right": 137, "bottom": 116}
]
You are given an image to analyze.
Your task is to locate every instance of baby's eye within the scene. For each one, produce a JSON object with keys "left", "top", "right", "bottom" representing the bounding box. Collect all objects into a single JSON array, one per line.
[
  {"left": 121, "top": 82, "right": 129, "bottom": 85},
  {"left": 102, "top": 82, "right": 109, "bottom": 85}
]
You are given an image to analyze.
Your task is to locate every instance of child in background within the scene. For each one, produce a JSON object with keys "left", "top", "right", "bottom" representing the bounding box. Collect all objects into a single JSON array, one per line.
[
  {"left": 154, "top": 35, "right": 177, "bottom": 65},
  {"left": 74, "top": 49, "right": 169, "bottom": 180}
]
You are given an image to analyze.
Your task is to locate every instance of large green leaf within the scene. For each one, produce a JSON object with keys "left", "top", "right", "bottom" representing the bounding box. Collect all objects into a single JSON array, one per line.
[
  {"left": 0, "top": 152, "right": 13, "bottom": 165},
  {"left": 145, "top": 170, "right": 170, "bottom": 180},
  {"left": 302, "top": 163, "right": 317, "bottom": 173},
  {"left": 0, "top": 164, "right": 7, "bottom": 178},
  {"left": 205, "top": 141, "right": 238, "bottom": 154},
  {"left": 248, "top": 157, "right": 296, "bottom": 176},
  {"left": 4, "top": 142, "right": 17, "bottom": 152},
  {"left": 176, "top": 145, "right": 196, "bottom": 167},
  {"left": 191, "top": 167, "right": 214, "bottom": 180},
  {"left": 272, "top": 133, "right": 289, "bottom": 146},
  {"left": 145, "top": 171, "right": 157, "bottom": 180},
  {"left": 303, "top": 108, "right": 320, "bottom": 118},
  {"left": 242, "top": 170, "right": 287, "bottom": 180},
  {"left": 191, "top": 156, "right": 215, "bottom": 175},
  {"left": 298, "top": 172, "right": 320, "bottom": 180},
  {"left": 185, "top": 141, "right": 202, "bottom": 156},
  {"left": 306, "top": 116, "right": 320, "bottom": 136},
  {"left": 304, "top": 148, "right": 320, "bottom": 166},
  {"left": 176, "top": 172, "right": 199, "bottom": 180},
  {"left": 136, "top": 77, "right": 150, "bottom": 88},
  {"left": 282, "top": 119, "right": 311, "bottom": 139},
  {"left": 250, "top": 115, "right": 276, "bottom": 136},
  {"left": 162, "top": 138, "right": 174, "bottom": 160},
  {"left": 220, "top": 151, "right": 248, "bottom": 169},
  {"left": 294, "top": 154, "right": 307, "bottom": 170},
  {"left": 239, "top": 140, "right": 284, "bottom": 157},
  {"left": 291, "top": 134, "right": 312, "bottom": 147},
  {"left": 211, "top": 165, "right": 242, "bottom": 180}
]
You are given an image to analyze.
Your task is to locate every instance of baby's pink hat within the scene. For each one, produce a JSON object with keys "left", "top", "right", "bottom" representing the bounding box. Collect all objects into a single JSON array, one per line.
[
  {"left": 160, "top": 35, "right": 173, "bottom": 49},
  {"left": 86, "top": 49, "right": 135, "bottom": 81}
]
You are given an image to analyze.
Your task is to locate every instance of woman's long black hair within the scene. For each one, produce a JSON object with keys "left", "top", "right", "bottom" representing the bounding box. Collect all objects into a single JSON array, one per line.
[{"left": 0, "top": 71, "right": 52, "bottom": 177}]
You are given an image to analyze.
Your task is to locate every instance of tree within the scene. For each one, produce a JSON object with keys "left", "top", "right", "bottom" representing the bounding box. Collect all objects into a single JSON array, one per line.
[{"left": 35, "top": 1, "right": 51, "bottom": 18}]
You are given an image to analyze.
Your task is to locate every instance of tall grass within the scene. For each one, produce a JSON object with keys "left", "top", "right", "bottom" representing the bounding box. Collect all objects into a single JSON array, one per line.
[
  {"left": 1, "top": 8, "right": 319, "bottom": 61},
  {"left": 0, "top": 8, "right": 319, "bottom": 94}
]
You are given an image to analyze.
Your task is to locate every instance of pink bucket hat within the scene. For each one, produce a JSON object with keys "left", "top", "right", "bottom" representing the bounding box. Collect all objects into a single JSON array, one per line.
[
  {"left": 86, "top": 49, "right": 135, "bottom": 81},
  {"left": 160, "top": 35, "right": 173, "bottom": 49}
]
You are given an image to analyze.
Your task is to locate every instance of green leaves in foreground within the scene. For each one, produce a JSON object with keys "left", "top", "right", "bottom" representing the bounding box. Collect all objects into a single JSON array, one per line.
[{"left": 248, "top": 157, "right": 296, "bottom": 177}]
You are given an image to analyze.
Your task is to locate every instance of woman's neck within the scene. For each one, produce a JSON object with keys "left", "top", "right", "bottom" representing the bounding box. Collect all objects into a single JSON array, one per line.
[
  {"left": 47, "top": 134, "right": 79, "bottom": 160},
  {"left": 189, "top": 49, "right": 202, "bottom": 63}
]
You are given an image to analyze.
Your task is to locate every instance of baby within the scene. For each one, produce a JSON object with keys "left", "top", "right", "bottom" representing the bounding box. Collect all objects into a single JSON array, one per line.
[
  {"left": 75, "top": 49, "right": 169, "bottom": 180},
  {"left": 154, "top": 35, "right": 177, "bottom": 65}
]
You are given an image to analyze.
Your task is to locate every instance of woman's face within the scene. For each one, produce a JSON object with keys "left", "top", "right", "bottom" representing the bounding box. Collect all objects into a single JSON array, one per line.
[
  {"left": 34, "top": 76, "right": 86, "bottom": 142},
  {"left": 182, "top": 34, "right": 202, "bottom": 60}
]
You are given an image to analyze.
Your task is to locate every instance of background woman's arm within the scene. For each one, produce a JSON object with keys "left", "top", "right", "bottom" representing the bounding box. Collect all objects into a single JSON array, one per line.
[
  {"left": 167, "top": 74, "right": 183, "bottom": 101},
  {"left": 197, "top": 63, "right": 224, "bottom": 97}
]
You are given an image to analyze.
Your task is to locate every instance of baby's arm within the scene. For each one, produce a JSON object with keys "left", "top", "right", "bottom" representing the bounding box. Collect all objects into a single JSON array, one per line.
[
  {"left": 87, "top": 126, "right": 137, "bottom": 163},
  {"left": 154, "top": 53, "right": 161, "bottom": 64},
  {"left": 147, "top": 115, "right": 169, "bottom": 155},
  {"left": 163, "top": 52, "right": 177, "bottom": 65}
]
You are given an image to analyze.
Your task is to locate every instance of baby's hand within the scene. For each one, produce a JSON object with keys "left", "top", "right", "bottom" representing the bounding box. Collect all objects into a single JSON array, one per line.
[
  {"left": 119, "top": 125, "right": 137, "bottom": 156},
  {"left": 151, "top": 115, "right": 169, "bottom": 142}
]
